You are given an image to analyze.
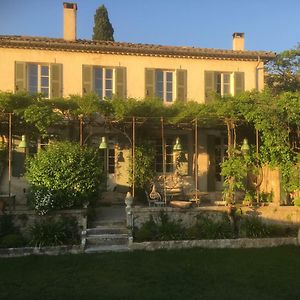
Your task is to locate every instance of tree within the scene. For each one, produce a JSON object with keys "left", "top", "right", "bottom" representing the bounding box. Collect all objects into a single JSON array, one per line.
[
  {"left": 265, "top": 46, "right": 300, "bottom": 94},
  {"left": 92, "top": 5, "right": 114, "bottom": 41}
]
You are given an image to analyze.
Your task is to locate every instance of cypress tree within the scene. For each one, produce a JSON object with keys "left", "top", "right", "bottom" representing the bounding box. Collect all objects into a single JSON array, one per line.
[{"left": 92, "top": 5, "right": 114, "bottom": 41}]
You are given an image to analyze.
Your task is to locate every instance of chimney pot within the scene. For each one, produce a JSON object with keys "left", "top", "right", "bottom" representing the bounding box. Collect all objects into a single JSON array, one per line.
[{"left": 232, "top": 32, "right": 245, "bottom": 51}]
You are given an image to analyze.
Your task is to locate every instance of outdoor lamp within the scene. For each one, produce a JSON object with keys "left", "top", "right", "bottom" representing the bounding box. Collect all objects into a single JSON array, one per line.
[
  {"left": 19, "top": 135, "right": 28, "bottom": 149},
  {"left": 241, "top": 138, "right": 250, "bottom": 155},
  {"left": 173, "top": 137, "right": 183, "bottom": 152},
  {"left": 99, "top": 136, "right": 108, "bottom": 149}
]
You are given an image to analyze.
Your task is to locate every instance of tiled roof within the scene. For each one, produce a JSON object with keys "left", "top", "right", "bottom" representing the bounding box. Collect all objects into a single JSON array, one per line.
[{"left": 0, "top": 35, "right": 276, "bottom": 61}]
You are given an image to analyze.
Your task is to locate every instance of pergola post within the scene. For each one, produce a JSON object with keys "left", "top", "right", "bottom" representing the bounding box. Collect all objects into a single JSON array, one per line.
[
  {"left": 132, "top": 116, "right": 135, "bottom": 198},
  {"left": 195, "top": 118, "right": 198, "bottom": 201},
  {"left": 161, "top": 117, "right": 167, "bottom": 205}
]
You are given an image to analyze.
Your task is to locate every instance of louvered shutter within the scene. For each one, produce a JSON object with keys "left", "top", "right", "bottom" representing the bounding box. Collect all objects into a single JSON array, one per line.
[
  {"left": 204, "top": 71, "right": 215, "bottom": 103},
  {"left": 115, "top": 67, "right": 126, "bottom": 99},
  {"left": 51, "top": 64, "right": 63, "bottom": 98},
  {"left": 145, "top": 69, "right": 155, "bottom": 98},
  {"left": 82, "top": 65, "right": 93, "bottom": 95},
  {"left": 234, "top": 72, "right": 245, "bottom": 95},
  {"left": 15, "top": 62, "right": 27, "bottom": 92},
  {"left": 176, "top": 69, "right": 187, "bottom": 101}
]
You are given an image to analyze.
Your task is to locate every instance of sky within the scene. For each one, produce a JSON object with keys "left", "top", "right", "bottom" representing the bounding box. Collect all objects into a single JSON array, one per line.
[{"left": 0, "top": 0, "right": 299, "bottom": 53}]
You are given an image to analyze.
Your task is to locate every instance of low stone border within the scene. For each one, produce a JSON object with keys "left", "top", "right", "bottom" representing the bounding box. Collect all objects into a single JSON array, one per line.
[
  {"left": 130, "top": 237, "right": 298, "bottom": 251},
  {"left": 0, "top": 245, "right": 83, "bottom": 258}
]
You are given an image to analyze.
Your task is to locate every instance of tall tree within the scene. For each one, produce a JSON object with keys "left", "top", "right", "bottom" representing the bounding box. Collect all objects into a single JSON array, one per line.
[
  {"left": 265, "top": 46, "right": 300, "bottom": 94},
  {"left": 92, "top": 5, "right": 114, "bottom": 41}
]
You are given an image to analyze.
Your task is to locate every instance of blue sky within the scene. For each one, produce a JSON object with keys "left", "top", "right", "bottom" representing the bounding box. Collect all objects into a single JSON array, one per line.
[{"left": 0, "top": 0, "right": 299, "bottom": 53}]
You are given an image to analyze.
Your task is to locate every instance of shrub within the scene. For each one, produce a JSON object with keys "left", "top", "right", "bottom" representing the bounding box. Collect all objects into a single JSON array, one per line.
[
  {"left": 0, "top": 234, "right": 26, "bottom": 248},
  {"left": 187, "top": 214, "right": 234, "bottom": 240},
  {"left": 239, "top": 216, "right": 270, "bottom": 238},
  {"left": 0, "top": 215, "right": 17, "bottom": 238},
  {"left": 134, "top": 211, "right": 186, "bottom": 242},
  {"left": 293, "top": 198, "right": 300, "bottom": 207},
  {"left": 30, "top": 217, "right": 80, "bottom": 247},
  {"left": 26, "top": 141, "right": 105, "bottom": 215}
]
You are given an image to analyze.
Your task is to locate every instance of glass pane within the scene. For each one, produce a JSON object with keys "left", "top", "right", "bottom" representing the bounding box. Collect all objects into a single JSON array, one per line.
[
  {"left": 166, "top": 92, "right": 173, "bottom": 102},
  {"left": 41, "top": 88, "right": 49, "bottom": 97},
  {"left": 155, "top": 70, "right": 163, "bottom": 82},
  {"left": 223, "top": 84, "right": 230, "bottom": 95},
  {"left": 105, "top": 69, "right": 113, "bottom": 78},
  {"left": 95, "top": 88, "right": 103, "bottom": 98},
  {"left": 166, "top": 72, "right": 173, "bottom": 81},
  {"left": 166, "top": 82, "right": 172, "bottom": 92},
  {"left": 106, "top": 79, "right": 112, "bottom": 89},
  {"left": 156, "top": 90, "right": 163, "bottom": 99},
  {"left": 28, "top": 64, "right": 38, "bottom": 76},
  {"left": 223, "top": 73, "right": 230, "bottom": 84},
  {"left": 105, "top": 90, "right": 112, "bottom": 99},
  {"left": 41, "top": 77, "right": 49, "bottom": 87},
  {"left": 41, "top": 66, "right": 49, "bottom": 76},
  {"left": 216, "top": 73, "right": 221, "bottom": 85},
  {"left": 28, "top": 85, "right": 37, "bottom": 93},
  {"left": 94, "top": 67, "right": 103, "bottom": 79}
]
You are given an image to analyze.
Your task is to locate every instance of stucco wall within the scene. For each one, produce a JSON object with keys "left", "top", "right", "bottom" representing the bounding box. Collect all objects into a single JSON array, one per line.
[{"left": 0, "top": 47, "right": 264, "bottom": 102}]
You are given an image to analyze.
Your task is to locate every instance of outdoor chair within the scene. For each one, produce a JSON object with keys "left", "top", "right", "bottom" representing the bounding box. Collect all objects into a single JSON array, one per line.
[{"left": 145, "top": 184, "right": 165, "bottom": 207}]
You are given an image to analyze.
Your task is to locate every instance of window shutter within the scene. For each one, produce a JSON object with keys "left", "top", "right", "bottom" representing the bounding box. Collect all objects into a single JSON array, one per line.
[
  {"left": 234, "top": 72, "right": 245, "bottom": 95},
  {"left": 204, "top": 71, "right": 215, "bottom": 103},
  {"left": 115, "top": 67, "right": 126, "bottom": 98},
  {"left": 15, "top": 62, "right": 27, "bottom": 92},
  {"left": 51, "top": 64, "right": 63, "bottom": 98},
  {"left": 82, "top": 65, "right": 93, "bottom": 95},
  {"left": 176, "top": 69, "right": 187, "bottom": 101},
  {"left": 145, "top": 69, "right": 155, "bottom": 98}
]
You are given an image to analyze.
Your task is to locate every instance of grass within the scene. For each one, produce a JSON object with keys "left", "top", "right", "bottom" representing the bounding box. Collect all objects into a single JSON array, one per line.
[{"left": 0, "top": 246, "right": 300, "bottom": 299}]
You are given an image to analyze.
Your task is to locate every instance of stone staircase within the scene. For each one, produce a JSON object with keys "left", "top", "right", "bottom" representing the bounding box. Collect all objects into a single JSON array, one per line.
[{"left": 84, "top": 207, "right": 131, "bottom": 253}]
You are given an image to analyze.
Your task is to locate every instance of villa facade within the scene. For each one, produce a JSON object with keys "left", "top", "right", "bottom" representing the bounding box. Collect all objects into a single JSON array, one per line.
[{"left": 0, "top": 3, "right": 275, "bottom": 201}]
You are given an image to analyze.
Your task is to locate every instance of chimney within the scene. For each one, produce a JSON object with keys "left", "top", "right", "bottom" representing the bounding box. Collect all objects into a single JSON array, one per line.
[
  {"left": 232, "top": 32, "right": 244, "bottom": 51},
  {"left": 63, "top": 2, "right": 77, "bottom": 41}
]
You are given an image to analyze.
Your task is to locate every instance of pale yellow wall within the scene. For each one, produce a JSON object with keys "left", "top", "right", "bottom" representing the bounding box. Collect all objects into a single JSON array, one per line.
[{"left": 0, "top": 47, "right": 264, "bottom": 102}]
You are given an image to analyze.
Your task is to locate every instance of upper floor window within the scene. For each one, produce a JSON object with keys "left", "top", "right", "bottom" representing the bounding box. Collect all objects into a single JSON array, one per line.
[
  {"left": 145, "top": 68, "right": 187, "bottom": 102},
  {"left": 82, "top": 65, "right": 126, "bottom": 99},
  {"left": 205, "top": 71, "right": 244, "bottom": 102},
  {"left": 15, "top": 62, "right": 63, "bottom": 98}
]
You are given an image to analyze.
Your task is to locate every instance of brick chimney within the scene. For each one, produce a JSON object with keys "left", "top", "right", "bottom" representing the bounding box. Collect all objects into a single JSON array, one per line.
[
  {"left": 232, "top": 32, "right": 244, "bottom": 51},
  {"left": 63, "top": 2, "right": 77, "bottom": 41}
]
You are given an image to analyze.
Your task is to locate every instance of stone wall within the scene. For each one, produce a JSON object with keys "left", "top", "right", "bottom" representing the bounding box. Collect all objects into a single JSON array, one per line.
[
  {"left": 130, "top": 237, "right": 298, "bottom": 251},
  {"left": 2, "top": 209, "right": 87, "bottom": 238},
  {"left": 132, "top": 205, "right": 300, "bottom": 229}
]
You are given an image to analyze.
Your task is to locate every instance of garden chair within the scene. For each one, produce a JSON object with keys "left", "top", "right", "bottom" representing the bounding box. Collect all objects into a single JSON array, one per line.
[{"left": 145, "top": 184, "right": 165, "bottom": 207}]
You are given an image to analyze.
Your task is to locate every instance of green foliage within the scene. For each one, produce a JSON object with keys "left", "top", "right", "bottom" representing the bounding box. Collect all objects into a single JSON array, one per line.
[
  {"left": 92, "top": 5, "right": 114, "bottom": 41},
  {"left": 0, "top": 215, "right": 17, "bottom": 237},
  {"left": 266, "top": 47, "right": 300, "bottom": 94},
  {"left": 239, "top": 216, "right": 270, "bottom": 238},
  {"left": 293, "top": 198, "right": 300, "bottom": 206},
  {"left": 221, "top": 151, "right": 248, "bottom": 203},
  {"left": 129, "top": 142, "right": 156, "bottom": 190},
  {"left": 188, "top": 214, "right": 234, "bottom": 239},
  {"left": 0, "top": 234, "right": 26, "bottom": 248},
  {"left": 26, "top": 141, "right": 104, "bottom": 215},
  {"left": 134, "top": 211, "right": 186, "bottom": 242},
  {"left": 30, "top": 217, "right": 80, "bottom": 247}
]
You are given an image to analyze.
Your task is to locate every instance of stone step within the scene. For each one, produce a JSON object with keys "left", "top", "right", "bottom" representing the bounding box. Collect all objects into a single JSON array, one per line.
[
  {"left": 85, "top": 244, "right": 130, "bottom": 254},
  {"left": 90, "top": 220, "right": 126, "bottom": 228},
  {"left": 87, "top": 227, "right": 128, "bottom": 235},
  {"left": 86, "top": 234, "right": 128, "bottom": 246}
]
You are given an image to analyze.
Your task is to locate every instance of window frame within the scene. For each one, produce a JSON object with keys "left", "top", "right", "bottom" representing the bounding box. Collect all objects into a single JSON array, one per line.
[
  {"left": 155, "top": 69, "right": 174, "bottom": 103},
  {"left": 93, "top": 66, "right": 115, "bottom": 100}
]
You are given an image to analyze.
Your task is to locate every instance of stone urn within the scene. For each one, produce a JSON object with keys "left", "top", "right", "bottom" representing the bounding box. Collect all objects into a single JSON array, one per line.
[{"left": 125, "top": 192, "right": 133, "bottom": 208}]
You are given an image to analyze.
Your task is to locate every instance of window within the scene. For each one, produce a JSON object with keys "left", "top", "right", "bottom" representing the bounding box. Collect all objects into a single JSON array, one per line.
[
  {"left": 82, "top": 65, "right": 126, "bottom": 99},
  {"left": 108, "top": 148, "right": 115, "bottom": 174},
  {"left": 155, "top": 138, "right": 174, "bottom": 173},
  {"left": 28, "top": 64, "right": 50, "bottom": 97},
  {"left": 145, "top": 68, "right": 187, "bottom": 102},
  {"left": 94, "top": 67, "right": 114, "bottom": 99},
  {"left": 15, "top": 62, "right": 63, "bottom": 98},
  {"left": 155, "top": 70, "right": 173, "bottom": 102},
  {"left": 205, "top": 71, "right": 244, "bottom": 102}
]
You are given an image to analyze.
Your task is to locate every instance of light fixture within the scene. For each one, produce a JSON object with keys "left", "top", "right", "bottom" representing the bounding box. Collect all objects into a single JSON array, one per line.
[
  {"left": 241, "top": 138, "right": 250, "bottom": 155},
  {"left": 173, "top": 137, "right": 183, "bottom": 152},
  {"left": 19, "top": 135, "right": 28, "bottom": 149},
  {"left": 99, "top": 136, "right": 108, "bottom": 149}
]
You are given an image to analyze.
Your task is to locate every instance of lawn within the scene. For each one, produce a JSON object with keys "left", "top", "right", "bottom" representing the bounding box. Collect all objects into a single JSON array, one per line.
[{"left": 0, "top": 246, "right": 300, "bottom": 300}]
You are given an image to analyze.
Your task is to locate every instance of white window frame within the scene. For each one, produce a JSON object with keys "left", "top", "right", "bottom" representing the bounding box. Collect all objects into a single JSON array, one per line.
[
  {"left": 94, "top": 67, "right": 115, "bottom": 99},
  {"left": 215, "top": 72, "right": 232, "bottom": 96},
  {"left": 28, "top": 63, "right": 51, "bottom": 98},
  {"left": 155, "top": 70, "right": 174, "bottom": 103}
]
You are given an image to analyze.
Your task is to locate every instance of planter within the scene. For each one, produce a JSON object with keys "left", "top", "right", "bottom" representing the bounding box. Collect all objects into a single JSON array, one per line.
[{"left": 170, "top": 201, "right": 192, "bottom": 209}]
